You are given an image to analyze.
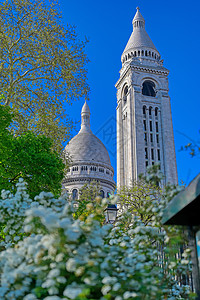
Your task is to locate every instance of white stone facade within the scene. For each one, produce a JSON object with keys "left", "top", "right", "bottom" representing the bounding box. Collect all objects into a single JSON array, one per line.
[
  {"left": 116, "top": 8, "right": 178, "bottom": 188},
  {"left": 63, "top": 102, "right": 115, "bottom": 199}
]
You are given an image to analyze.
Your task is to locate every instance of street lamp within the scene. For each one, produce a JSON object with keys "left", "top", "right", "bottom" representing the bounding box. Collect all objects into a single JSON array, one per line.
[{"left": 104, "top": 204, "right": 118, "bottom": 224}]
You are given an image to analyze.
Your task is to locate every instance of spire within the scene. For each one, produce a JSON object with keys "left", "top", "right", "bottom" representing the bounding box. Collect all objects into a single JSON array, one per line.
[
  {"left": 80, "top": 101, "right": 91, "bottom": 132},
  {"left": 122, "top": 7, "right": 160, "bottom": 63},
  {"left": 132, "top": 7, "right": 145, "bottom": 28}
]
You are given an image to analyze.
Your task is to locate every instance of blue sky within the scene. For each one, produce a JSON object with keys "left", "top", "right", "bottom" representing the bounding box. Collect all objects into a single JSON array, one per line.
[{"left": 59, "top": 0, "right": 200, "bottom": 185}]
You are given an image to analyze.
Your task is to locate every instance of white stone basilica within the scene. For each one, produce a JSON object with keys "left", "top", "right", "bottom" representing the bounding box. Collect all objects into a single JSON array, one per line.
[{"left": 63, "top": 7, "right": 178, "bottom": 198}]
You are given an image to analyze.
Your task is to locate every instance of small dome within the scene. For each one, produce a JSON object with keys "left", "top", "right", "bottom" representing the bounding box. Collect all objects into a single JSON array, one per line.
[{"left": 64, "top": 131, "right": 111, "bottom": 166}]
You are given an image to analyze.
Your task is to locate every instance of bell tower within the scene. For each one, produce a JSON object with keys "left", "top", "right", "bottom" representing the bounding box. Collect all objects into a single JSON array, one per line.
[{"left": 116, "top": 7, "right": 178, "bottom": 187}]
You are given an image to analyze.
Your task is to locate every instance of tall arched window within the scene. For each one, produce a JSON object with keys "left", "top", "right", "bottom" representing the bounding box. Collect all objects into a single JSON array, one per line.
[
  {"left": 123, "top": 85, "right": 128, "bottom": 104},
  {"left": 142, "top": 81, "right": 156, "bottom": 97},
  {"left": 72, "top": 189, "right": 78, "bottom": 200},
  {"left": 155, "top": 107, "right": 158, "bottom": 117},
  {"left": 100, "top": 190, "right": 105, "bottom": 198}
]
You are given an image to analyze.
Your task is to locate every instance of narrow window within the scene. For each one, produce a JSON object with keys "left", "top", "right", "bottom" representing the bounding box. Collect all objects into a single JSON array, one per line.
[
  {"left": 123, "top": 85, "right": 128, "bottom": 105},
  {"left": 143, "top": 120, "right": 147, "bottom": 131},
  {"left": 143, "top": 105, "right": 146, "bottom": 115},
  {"left": 155, "top": 107, "right": 158, "bottom": 117},
  {"left": 156, "top": 134, "right": 159, "bottom": 144},
  {"left": 156, "top": 122, "right": 159, "bottom": 133},
  {"left": 151, "top": 149, "right": 154, "bottom": 160},
  {"left": 100, "top": 190, "right": 105, "bottom": 198},
  {"left": 150, "top": 121, "right": 152, "bottom": 131},
  {"left": 144, "top": 133, "right": 147, "bottom": 142},
  {"left": 146, "top": 161, "right": 148, "bottom": 167},
  {"left": 150, "top": 134, "right": 153, "bottom": 143},
  {"left": 145, "top": 148, "right": 148, "bottom": 159},
  {"left": 157, "top": 149, "right": 160, "bottom": 161},
  {"left": 149, "top": 107, "right": 152, "bottom": 115},
  {"left": 72, "top": 189, "right": 78, "bottom": 200}
]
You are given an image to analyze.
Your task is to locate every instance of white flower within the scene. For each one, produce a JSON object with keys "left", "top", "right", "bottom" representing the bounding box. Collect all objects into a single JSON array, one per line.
[
  {"left": 44, "top": 297, "right": 61, "bottom": 300},
  {"left": 23, "top": 294, "right": 38, "bottom": 300},
  {"left": 66, "top": 258, "right": 77, "bottom": 272},
  {"left": 48, "top": 269, "right": 60, "bottom": 278},
  {"left": 123, "top": 291, "right": 137, "bottom": 299},
  {"left": 101, "top": 285, "right": 111, "bottom": 295},
  {"left": 63, "top": 285, "right": 82, "bottom": 299}
]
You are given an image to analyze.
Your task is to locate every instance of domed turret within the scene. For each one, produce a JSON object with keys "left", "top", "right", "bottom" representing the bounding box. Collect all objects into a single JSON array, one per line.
[
  {"left": 121, "top": 7, "right": 162, "bottom": 66},
  {"left": 63, "top": 102, "right": 115, "bottom": 199}
]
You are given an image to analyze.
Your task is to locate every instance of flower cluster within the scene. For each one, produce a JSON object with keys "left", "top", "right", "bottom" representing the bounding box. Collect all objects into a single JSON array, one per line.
[
  {"left": 0, "top": 179, "right": 67, "bottom": 249},
  {"left": 0, "top": 180, "right": 195, "bottom": 299}
]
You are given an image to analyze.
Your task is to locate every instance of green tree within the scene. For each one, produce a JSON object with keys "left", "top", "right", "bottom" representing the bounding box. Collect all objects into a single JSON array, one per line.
[
  {"left": 0, "top": 0, "right": 89, "bottom": 151},
  {"left": 73, "top": 181, "right": 104, "bottom": 222},
  {"left": 0, "top": 105, "right": 65, "bottom": 198}
]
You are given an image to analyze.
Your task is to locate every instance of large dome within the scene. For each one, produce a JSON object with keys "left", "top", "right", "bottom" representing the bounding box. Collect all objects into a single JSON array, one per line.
[
  {"left": 63, "top": 101, "right": 115, "bottom": 199},
  {"left": 65, "top": 130, "right": 111, "bottom": 166}
]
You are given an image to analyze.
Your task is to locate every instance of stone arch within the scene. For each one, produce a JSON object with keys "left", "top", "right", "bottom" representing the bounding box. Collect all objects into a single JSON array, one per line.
[
  {"left": 142, "top": 80, "right": 156, "bottom": 97},
  {"left": 121, "top": 83, "right": 129, "bottom": 104}
]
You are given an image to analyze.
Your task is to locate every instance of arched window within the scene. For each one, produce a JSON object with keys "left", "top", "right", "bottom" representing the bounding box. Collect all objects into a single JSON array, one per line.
[
  {"left": 100, "top": 190, "right": 105, "bottom": 198},
  {"left": 142, "top": 80, "right": 156, "bottom": 97},
  {"left": 143, "top": 105, "right": 146, "bottom": 115},
  {"left": 155, "top": 107, "right": 158, "bottom": 117},
  {"left": 123, "top": 85, "right": 128, "bottom": 104},
  {"left": 72, "top": 189, "right": 78, "bottom": 200},
  {"left": 149, "top": 106, "right": 152, "bottom": 115}
]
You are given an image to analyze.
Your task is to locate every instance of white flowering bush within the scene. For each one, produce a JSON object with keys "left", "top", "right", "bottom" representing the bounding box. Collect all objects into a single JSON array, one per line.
[
  {"left": 0, "top": 179, "right": 196, "bottom": 299},
  {"left": 0, "top": 179, "right": 67, "bottom": 249}
]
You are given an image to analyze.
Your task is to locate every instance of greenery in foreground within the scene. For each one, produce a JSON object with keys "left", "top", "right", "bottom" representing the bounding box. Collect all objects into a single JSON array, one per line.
[
  {"left": 0, "top": 0, "right": 89, "bottom": 152},
  {"left": 0, "top": 166, "right": 196, "bottom": 299},
  {"left": 0, "top": 104, "right": 65, "bottom": 198}
]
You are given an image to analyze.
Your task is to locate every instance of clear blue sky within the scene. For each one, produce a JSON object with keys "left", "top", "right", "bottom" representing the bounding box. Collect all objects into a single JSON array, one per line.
[{"left": 59, "top": 0, "right": 200, "bottom": 185}]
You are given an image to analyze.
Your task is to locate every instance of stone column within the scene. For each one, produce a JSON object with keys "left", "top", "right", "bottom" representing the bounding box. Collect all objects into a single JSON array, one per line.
[{"left": 117, "top": 100, "right": 124, "bottom": 188}]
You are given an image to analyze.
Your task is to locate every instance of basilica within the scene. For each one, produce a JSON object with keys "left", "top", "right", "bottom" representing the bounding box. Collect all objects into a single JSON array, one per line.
[{"left": 63, "top": 7, "right": 178, "bottom": 199}]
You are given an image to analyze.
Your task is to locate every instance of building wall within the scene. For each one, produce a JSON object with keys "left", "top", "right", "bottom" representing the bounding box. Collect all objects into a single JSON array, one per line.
[{"left": 116, "top": 63, "right": 178, "bottom": 188}]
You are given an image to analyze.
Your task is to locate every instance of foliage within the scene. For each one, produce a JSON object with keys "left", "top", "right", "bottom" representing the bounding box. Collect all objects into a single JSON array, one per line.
[
  {"left": 117, "top": 164, "right": 194, "bottom": 297},
  {"left": 0, "top": 105, "right": 65, "bottom": 198},
  {"left": 178, "top": 130, "right": 200, "bottom": 158},
  {"left": 0, "top": 178, "right": 196, "bottom": 299},
  {"left": 0, "top": 0, "right": 89, "bottom": 151},
  {"left": 73, "top": 181, "right": 105, "bottom": 222},
  {"left": 118, "top": 164, "right": 183, "bottom": 226}
]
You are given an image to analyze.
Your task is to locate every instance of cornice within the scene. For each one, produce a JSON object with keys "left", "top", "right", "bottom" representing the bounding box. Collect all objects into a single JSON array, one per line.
[
  {"left": 115, "top": 63, "right": 169, "bottom": 88},
  {"left": 63, "top": 177, "right": 116, "bottom": 189}
]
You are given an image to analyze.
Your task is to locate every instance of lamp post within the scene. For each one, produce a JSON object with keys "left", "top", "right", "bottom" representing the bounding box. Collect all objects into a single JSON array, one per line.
[{"left": 104, "top": 204, "right": 118, "bottom": 224}]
